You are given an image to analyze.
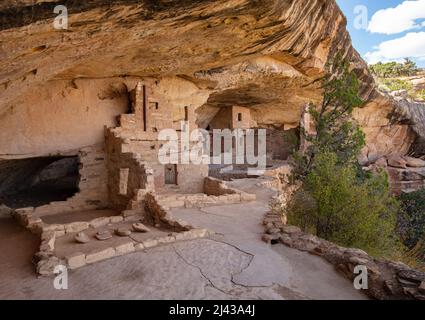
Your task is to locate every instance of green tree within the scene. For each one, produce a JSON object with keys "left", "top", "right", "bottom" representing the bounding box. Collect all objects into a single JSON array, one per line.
[
  {"left": 288, "top": 54, "right": 401, "bottom": 257},
  {"left": 403, "top": 58, "right": 418, "bottom": 76},
  {"left": 369, "top": 59, "right": 418, "bottom": 78},
  {"left": 294, "top": 54, "right": 365, "bottom": 179}
]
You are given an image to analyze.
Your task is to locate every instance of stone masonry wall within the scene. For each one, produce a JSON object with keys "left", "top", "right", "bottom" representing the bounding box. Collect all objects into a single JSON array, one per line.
[
  {"left": 105, "top": 128, "right": 155, "bottom": 211},
  {"left": 105, "top": 79, "right": 209, "bottom": 205}
]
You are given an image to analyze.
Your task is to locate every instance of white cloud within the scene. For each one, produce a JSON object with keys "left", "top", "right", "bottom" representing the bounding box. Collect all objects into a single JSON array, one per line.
[
  {"left": 367, "top": 0, "right": 425, "bottom": 34},
  {"left": 364, "top": 32, "right": 425, "bottom": 64}
]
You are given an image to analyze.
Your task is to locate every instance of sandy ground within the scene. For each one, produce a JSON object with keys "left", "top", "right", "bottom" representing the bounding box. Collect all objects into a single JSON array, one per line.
[{"left": 0, "top": 178, "right": 367, "bottom": 300}]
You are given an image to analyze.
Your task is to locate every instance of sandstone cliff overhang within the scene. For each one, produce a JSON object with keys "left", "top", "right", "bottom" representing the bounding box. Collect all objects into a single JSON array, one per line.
[{"left": 0, "top": 0, "right": 419, "bottom": 159}]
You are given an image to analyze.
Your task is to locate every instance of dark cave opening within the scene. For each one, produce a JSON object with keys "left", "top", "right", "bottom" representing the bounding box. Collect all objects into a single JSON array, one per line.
[{"left": 0, "top": 156, "right": 80, "bottom": 209}]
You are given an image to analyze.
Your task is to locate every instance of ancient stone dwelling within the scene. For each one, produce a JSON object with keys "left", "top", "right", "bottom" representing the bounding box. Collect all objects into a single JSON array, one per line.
[{"left": 0, "top": 75, "right": 264, "bottom": 274}]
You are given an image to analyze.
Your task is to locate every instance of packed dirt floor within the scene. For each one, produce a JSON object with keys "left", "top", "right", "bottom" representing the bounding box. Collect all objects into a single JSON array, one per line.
[{"left": 0, "top": 178, "right": 366, "bottom": 300}]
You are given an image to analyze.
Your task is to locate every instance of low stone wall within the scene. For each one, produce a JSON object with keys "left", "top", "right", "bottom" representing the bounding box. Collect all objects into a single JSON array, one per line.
[
  {"left": 12, "top": 206, "right": 127, "bottom": 236},
  {"left": 262, "top": 211, "right": 425, "bottom": 300},
  {"left": 13, "top": 202, "right": 210, "bottom": 276},
  {"left": 144, "top": 192, "right": 197, "bottom": 231},
  {"left": 208, "top": 162, "right": 292, "bottom": 184},
  {"left": 204, "top": 177, "right": 257, "bottom": 200},
  {"left": 35, "top": 226, "right": 209, "bottom": 275},
  {"left": 153, "top": 178, "right": 256, "bottom": 209},
  {"left": 64, "top": 228, "right": 209, "bottom": 271}
]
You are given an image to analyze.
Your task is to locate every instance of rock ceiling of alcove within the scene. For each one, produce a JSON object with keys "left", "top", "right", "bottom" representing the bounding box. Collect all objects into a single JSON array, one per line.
[{"left": 0, "top": 0, "right": 374, "bottom": 127}]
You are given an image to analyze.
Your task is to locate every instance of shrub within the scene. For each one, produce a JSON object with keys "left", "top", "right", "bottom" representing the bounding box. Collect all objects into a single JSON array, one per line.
[
  {"left": 380, "top": 78, "right": 413, "bottom": 92},
  {"left": 288, "top": 152, "right": 401, "bottom": 257},
  {"left": 398, "top": 189, "right": 425, "bottom": 256}
]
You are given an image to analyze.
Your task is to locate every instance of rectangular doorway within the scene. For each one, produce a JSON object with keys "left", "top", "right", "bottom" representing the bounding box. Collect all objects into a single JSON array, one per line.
[{"left": 164, "top": 164, "right": 177, "bottom": 185}]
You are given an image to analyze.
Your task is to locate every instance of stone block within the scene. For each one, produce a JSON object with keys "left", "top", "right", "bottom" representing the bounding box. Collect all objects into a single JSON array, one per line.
[
  {"left": 174, "top": 232, "right": 186, "bottom": 241},
  {"left": 42, "top": 224, "right": 65, "bottom": 232},
  {"left": 190, "top": 228, "right": 208, "bottom": 238},
  {"left": 157, "top": 236, "right": 175, "bottom": 244},
  {"left": 142, "top": 239, "right": 158, "bottom": 249},
  {"left": 115, "top": 242, "right": 135, "bottom": 255},
  {"left": 85, "top": 248, "right": 116, "bottom": 264},
  {"left": 222, "top": 194, "right": 241, "bottom": 203},
  {"left": 37, "top": 257, "right": 63, "bottom": 276},
  {"left": 66, "top": 252, "right": 86, "bottom": 269},
  {"left": 29, "top": 221, "right": 43, "bottom": 234},
  {"left": 89, "top": 217, "right": 110, "bottom": 228},
  {"left": 281, "top": 225, "right": 301, "bottom": 234},
  {"left": 27, "top": 217, "right": 42, "bottom": 226},
  {"left": 41, "top": 231, "right": 56, "bottom": 251},
  {"left": 65, "top": 221, "right": 89, "bottom": 233},
  {"left": 54, "top": 230, "right": 66, "bottom": 237},
  {"left": 122, "top": 209, "right": 139, "bottom": 217},
  {"left": 124, "top": 215, "right": 140, "bottom": 222},
  {"left": 241, "top": 192, "right": 256, "bottom": 202},
  {"left": 134, "top": 243, "right": 145, "bottom": 251},
  {"left": 110, "top": 215, "right": 124, "bottom": 223},
  {"left": 14, "top": 207, "right": 34, "bottom": 215}
]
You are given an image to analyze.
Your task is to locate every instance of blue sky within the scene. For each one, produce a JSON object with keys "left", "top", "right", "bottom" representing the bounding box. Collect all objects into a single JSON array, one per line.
[{"left": 336, "top": 0, "right": 425, "bottom": 67}]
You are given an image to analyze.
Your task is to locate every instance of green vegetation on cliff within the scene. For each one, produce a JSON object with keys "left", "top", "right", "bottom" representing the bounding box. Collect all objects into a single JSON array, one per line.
[
  {"left": 370, "top": 59, "right": 418, "bottom": 78},
  {"left": 370, "top": 59, "right": 425, "bottom": 101},
  {"left": 288, "top": 55, "right": 402, "bottom": 258}
]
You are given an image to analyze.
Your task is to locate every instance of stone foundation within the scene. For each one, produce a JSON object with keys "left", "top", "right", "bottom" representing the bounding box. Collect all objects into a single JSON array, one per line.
[
  {"left": 262, "top": 211, "right": 425, "bottom": 300},
  {"left": 155, "top": 177, "right": 256, "bottom": 209},
  {"left": 13, "top": 201, "right": 210, "bottom": 275}
]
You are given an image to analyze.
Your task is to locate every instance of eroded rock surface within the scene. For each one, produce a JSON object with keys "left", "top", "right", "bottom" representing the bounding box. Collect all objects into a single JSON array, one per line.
[{"left": 0, "top": 1, "right": 398, "bottom": 143}]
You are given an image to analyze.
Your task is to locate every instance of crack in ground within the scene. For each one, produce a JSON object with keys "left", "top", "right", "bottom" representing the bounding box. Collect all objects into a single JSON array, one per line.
[
  {"left": 173, "top": 238, "right": 275, "bottom": 301},
  {"left": 198, "top": 208, "right": 239, "bottom": 218},
  {"left": 172, "top": 243, "right": 268, "bottom": 300},
  {"left": 205, "top": 238, "right": 311, "bottom": 298},
  {"left": 206, "top": 237, "right": 274, "bottom": 289},
  {"left": 171, "top": 244, "right": 231, "bottom": 297}
]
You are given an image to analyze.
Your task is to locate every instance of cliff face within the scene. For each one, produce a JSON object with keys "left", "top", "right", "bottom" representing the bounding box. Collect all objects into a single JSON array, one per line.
[{"left": 0, "top": 0, "right": 420, "bottom": 160}]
